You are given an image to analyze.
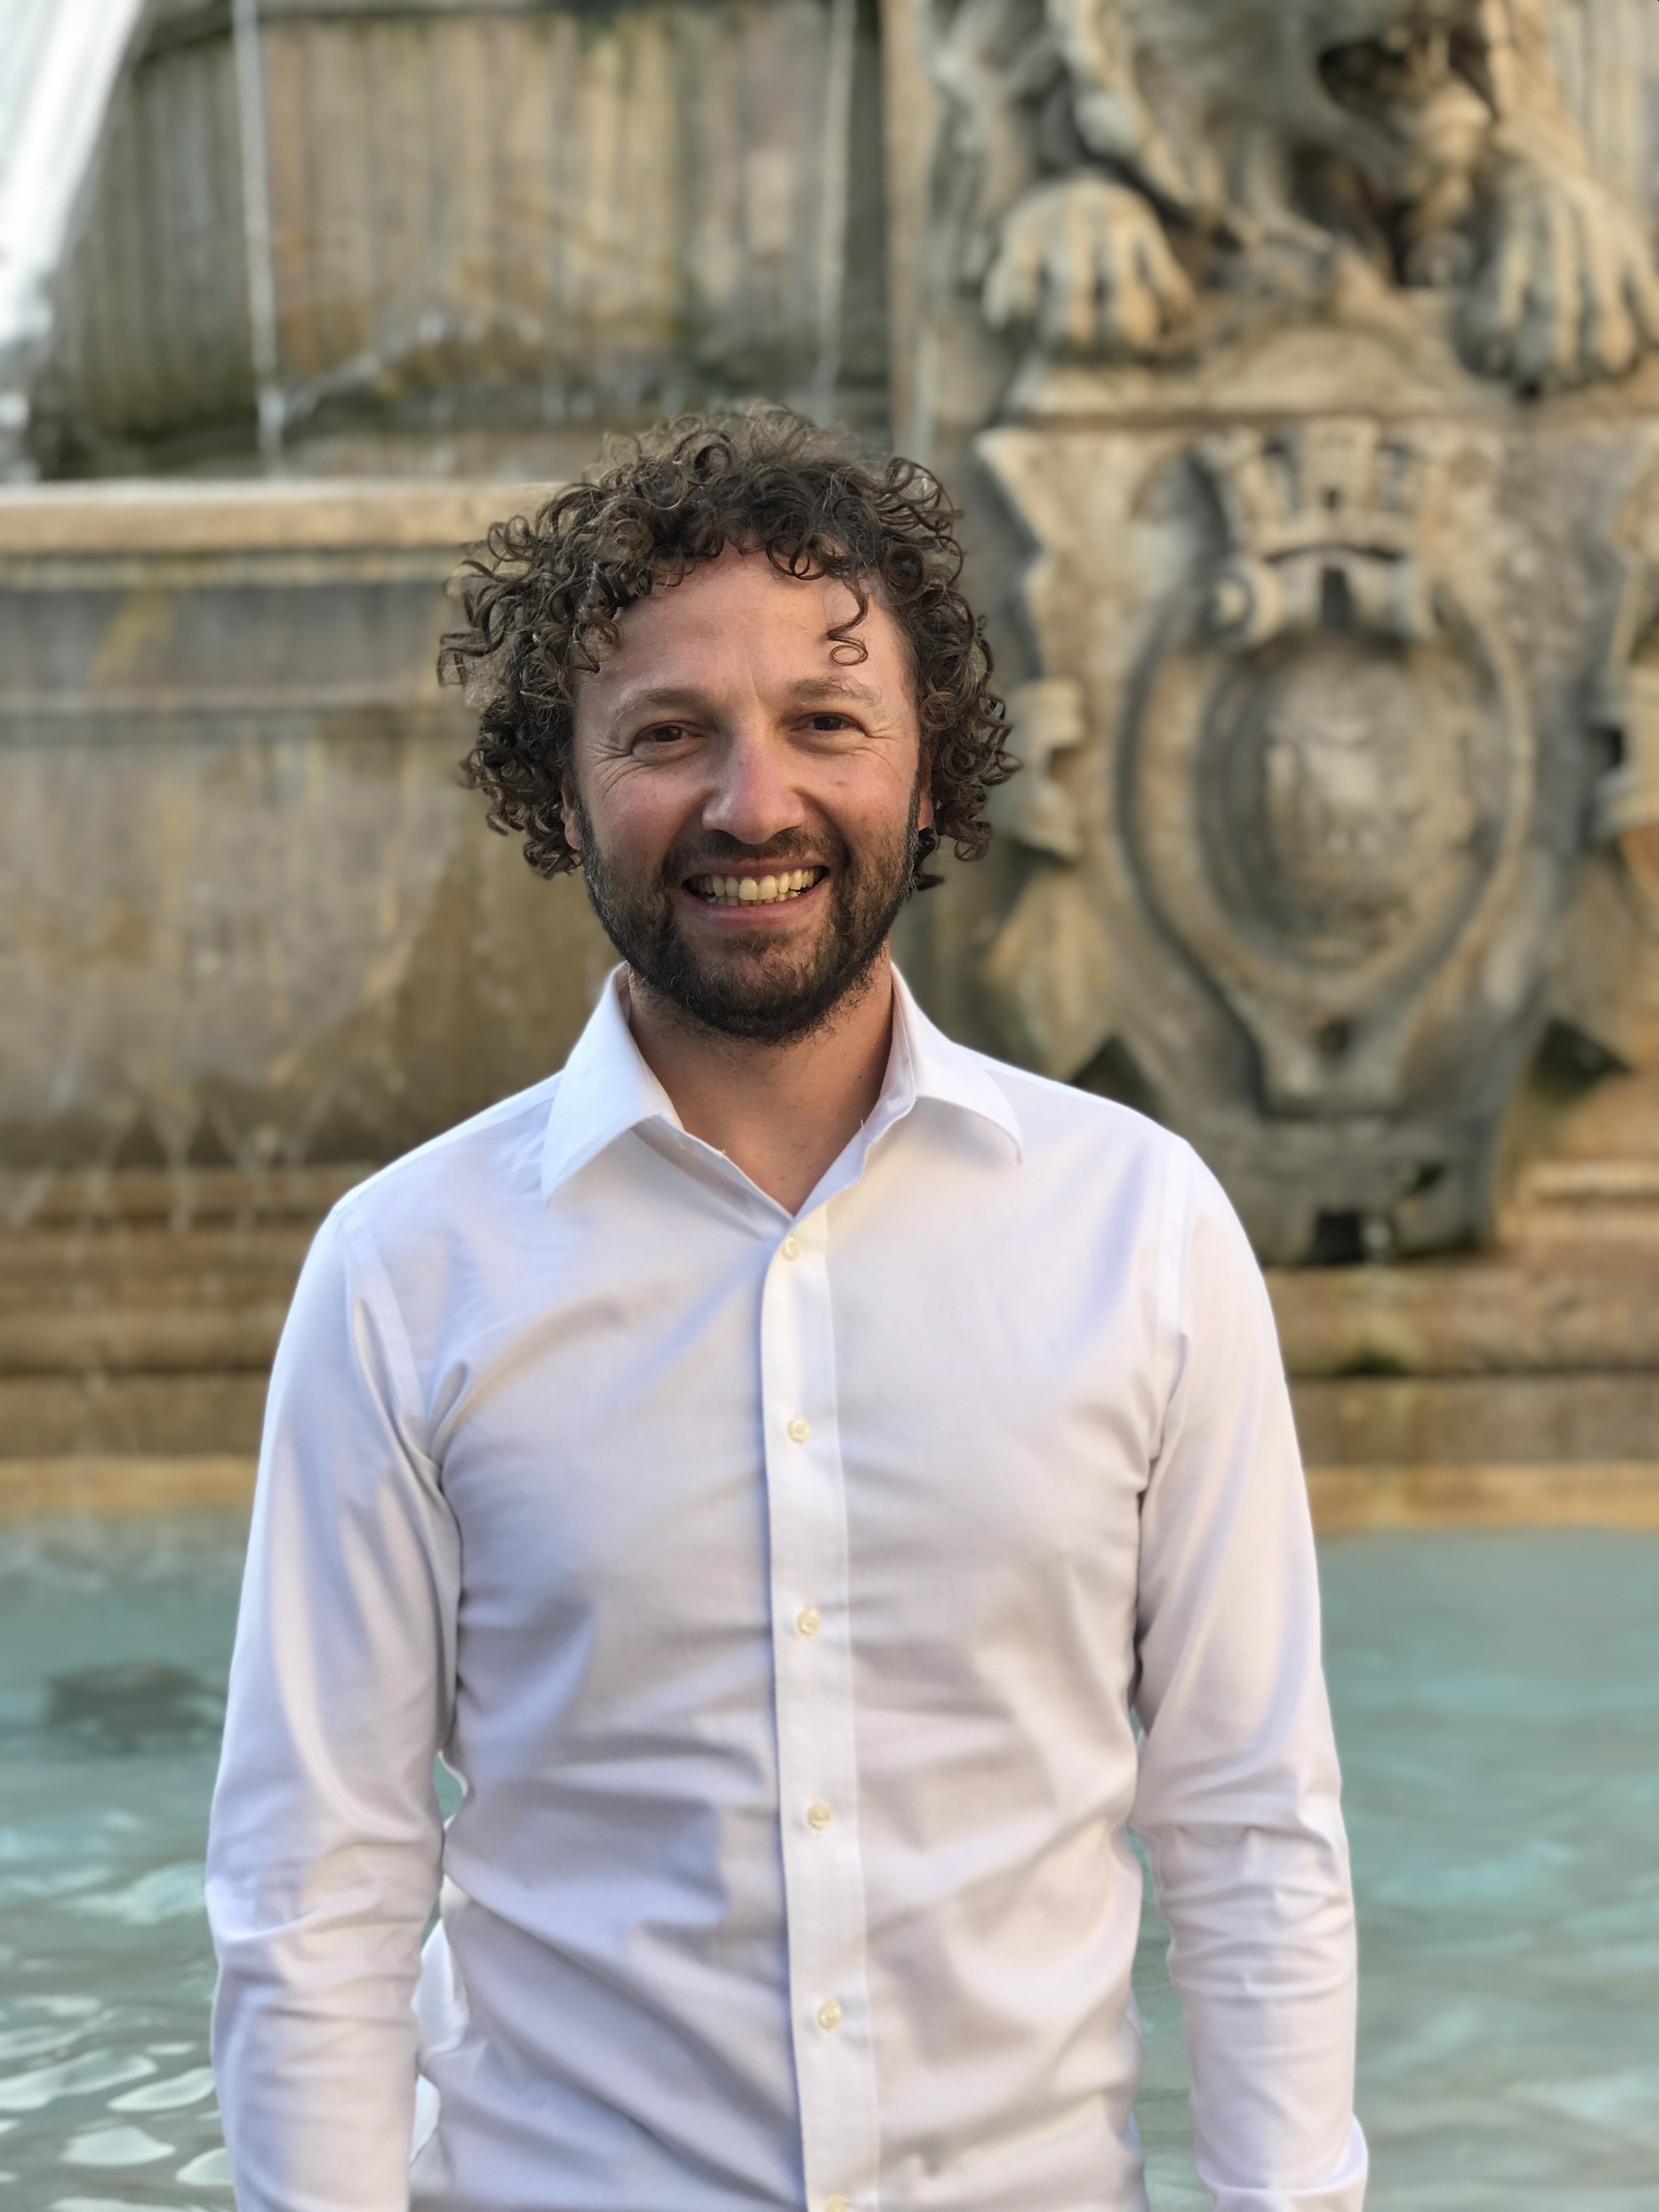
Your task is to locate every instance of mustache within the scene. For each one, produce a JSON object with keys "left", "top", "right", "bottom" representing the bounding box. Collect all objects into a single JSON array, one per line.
[{"left": 664, "top": 830, "right": 844, "bottom": 878}]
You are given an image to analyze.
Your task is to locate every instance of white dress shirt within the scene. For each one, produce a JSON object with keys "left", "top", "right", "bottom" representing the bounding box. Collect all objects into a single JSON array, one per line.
[{"left": 207, "top": 967, "right": 1366, "bottom": 2212}]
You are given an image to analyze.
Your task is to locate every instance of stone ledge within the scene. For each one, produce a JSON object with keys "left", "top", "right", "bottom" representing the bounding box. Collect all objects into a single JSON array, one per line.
[
  {"left": 1267, "top": 1246, "right": 1659, "bottom": 1375},
  {"left": 0, "top": 1455, "right": 257, "bottom": 1521},
  {"left": 1290, "top": 1371, "right": 1659, "bottom": 1464},
  {"left": 0, "top": 1304, "right": 290, "bottom": 1375},
  {"left": 1307, "top": 1461, "right": 1659, "bottom": 1532},
  {"left": 0, "top": 1373, "right": 269, "bottom": 1457},
  {"left": 0, "top": 1164, "right": 368, "bottom": 1227},
  {"left": 4, "top": 1455, "right": 1654, "bottom": 1531},
  {"left": 0, "top": 480, "right": 550, "bottom": 558}
]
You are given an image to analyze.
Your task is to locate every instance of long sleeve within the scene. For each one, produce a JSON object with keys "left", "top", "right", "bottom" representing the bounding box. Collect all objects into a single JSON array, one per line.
[
  {"left": 1131, "top": 1151, "right": 1368, "bottom": 2211},
  {"left": 206, "top": 1202, "right": 460, "bottom": 2212}
]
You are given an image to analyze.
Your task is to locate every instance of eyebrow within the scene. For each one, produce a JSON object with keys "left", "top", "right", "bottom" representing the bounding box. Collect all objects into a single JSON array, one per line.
[
  {"left": 597, "top": 685, "right": 713, "bottom": 719},
  {"left": 600, "top": 673, "right": 888, "bottom": 720},
  {"left": 783, "top": 675, "right": 885, "bottom": 706}
]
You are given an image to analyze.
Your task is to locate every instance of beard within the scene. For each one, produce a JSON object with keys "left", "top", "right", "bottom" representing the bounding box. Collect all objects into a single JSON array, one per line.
[{"left": 574, "top": 789, "right": 923, "bottom": 1046}]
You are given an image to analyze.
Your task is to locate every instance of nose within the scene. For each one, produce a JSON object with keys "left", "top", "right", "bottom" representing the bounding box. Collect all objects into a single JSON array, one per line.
[{"left": 702, "top": 723, "right": 806, "bottom": 848}]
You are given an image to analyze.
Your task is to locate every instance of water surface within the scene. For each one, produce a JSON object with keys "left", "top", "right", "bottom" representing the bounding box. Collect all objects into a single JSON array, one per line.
[{"left": 1, "top": 1518, "right": 1654, "bottom": 2208}]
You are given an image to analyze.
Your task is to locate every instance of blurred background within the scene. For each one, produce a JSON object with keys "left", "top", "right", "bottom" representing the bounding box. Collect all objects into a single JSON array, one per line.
[{"left": 1, "top": 2, "right": 1657, "bottom": 2207}]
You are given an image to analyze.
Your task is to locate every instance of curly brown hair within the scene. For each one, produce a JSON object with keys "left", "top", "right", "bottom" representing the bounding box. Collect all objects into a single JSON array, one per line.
[{"left": 438, "top": 409, "right": 1017, "bottom": 889}]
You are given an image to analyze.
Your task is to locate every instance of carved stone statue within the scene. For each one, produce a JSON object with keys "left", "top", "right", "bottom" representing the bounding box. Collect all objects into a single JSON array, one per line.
[
  {"left": 896, "top": 0, "right": 1659, "bottom": 1261},
  {"left": 937, "top": 0, "right": 1659, "bottom": 390}
]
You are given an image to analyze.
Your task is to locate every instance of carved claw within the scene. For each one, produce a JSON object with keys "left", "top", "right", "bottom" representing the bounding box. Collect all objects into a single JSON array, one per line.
[
  {"left": 1465, "top": 160, "right": 1659, "bottom": 391},
  {"left": 983, "top": 173, "right": 1194, "bottom": 354}
]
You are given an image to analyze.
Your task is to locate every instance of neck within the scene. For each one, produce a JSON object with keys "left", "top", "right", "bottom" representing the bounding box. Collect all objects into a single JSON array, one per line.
[{"left": 624, "top": 957, "right": 897, "bottom": 1216}]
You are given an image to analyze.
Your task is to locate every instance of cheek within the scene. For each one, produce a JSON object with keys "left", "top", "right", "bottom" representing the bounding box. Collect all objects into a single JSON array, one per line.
[
  {"left": 819, "top": 753, "right": 924, "bottom": 832},
  {"left": 586, "top": 769, "right": 696, "bottom": 862}
]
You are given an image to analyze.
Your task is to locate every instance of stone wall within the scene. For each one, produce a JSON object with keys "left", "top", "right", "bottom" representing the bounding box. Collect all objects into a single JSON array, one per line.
[
  {"left": 34, "top": 0, "right": 889, "bottom": 474},
  {"left": 0, "top": 479, "right": 613, "bottom": 1173},
  {"left": 884, "top": 0, "right": 1659, "bottom": 1260}
]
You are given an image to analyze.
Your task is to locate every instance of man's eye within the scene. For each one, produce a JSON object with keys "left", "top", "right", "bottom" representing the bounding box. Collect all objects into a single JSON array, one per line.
[
  {"left": 637, "top": 724, "right": 691, "bottom": 748},
  {"left": 807, "top": 713, "right": 852, "bottom": 732}
]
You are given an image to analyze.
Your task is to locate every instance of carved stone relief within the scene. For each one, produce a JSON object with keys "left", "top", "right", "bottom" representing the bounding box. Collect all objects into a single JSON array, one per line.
[
  {"left": 933, "top": 0, "right": 1659, "bottom": 397},
  {"left": 1126, "top": 421, "right": 1533, "bottom": 1121},
  {"left": 963, "top": 388, "right": 1659, "bottom": 1260},
  {"left": 1545, "top": 460, "right": 1659, "bottom": 1075},
  {"left": 901, "top": 0, "right": 1659, "bottom": 1260}
]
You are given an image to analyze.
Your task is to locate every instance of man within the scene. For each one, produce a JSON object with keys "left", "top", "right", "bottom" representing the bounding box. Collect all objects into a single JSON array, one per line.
[{"left": 207, "top": 410, "right": 1367, "bottom": 2212}]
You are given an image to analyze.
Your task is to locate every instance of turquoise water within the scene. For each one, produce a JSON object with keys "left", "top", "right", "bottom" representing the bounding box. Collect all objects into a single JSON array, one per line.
[{"left": 1, "top": 1521, "right": 1655, "bottom": 2209}]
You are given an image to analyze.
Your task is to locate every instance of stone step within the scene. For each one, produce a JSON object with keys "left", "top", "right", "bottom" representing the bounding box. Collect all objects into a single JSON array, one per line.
[
  {"left": 0, "top": 1169, "right": 1655, "bottom": 1492},
  {"left": 0, "top": 1164, "right": 368, "bottom": 1228},
  {"left": 5, "top": 1361, "right": 1653, "bottom": 1466},
  {"left": 1305, "top": 1461, "right": 1659, "bottom": 1531},
  {"left": 6, "top": 1254, "right": 1658, "bottom": 1374},
  {"left": 0, "top": 1233, "right": 314, "bottom": 1308},
  {"left": 0, "top": 1455, "right": 257, "bottom": 1521},
  {"left": 0, "top": 1372, "right": 270, "bottom": 1458},
  {"left": 1291, "top": 1372, "right": 1659, "bottom": 1466},
  {"left": 4, "top": 1451, "right": 1655, "bottom": 1530},
  {"left": 1268, "top": 1245, "right": 1659, "bottom": 1374},
  {"left": 0, "top": 1304, "right": 289, "bottom": 1374},
  {"left": 1501, "top": 1157, "right": 1659, "bottom": 1243}
]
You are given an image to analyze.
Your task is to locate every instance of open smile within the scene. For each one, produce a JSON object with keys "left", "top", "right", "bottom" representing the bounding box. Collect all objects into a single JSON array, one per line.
[{"left": 686, "top": 867, "right": 828, "bottom": 908}]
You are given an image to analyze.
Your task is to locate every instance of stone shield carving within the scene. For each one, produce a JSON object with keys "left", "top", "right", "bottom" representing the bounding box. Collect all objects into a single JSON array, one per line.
[
  {"left": 1125, "top": 420, "right": 1533, "bottom": 1119},
  {"left": 968, "top": 403, "right": 1620, "bottom": 1264}
]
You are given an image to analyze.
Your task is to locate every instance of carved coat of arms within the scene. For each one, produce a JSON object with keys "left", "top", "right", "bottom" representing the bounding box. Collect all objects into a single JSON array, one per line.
[{"left": 905, "top": 0, "right": 1659, "bottom": 1260}]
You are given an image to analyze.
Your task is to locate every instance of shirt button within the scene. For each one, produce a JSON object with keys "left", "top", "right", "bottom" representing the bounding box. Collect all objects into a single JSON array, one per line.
[
  {"left": 826, "top": 2200, "right": 849, "bottom": 2212},
  {"left": 787, "top": 1416, "right": 811, "bottom": 1444},
  {"left": 816, "top": 1999, "right": 842, "bottom": 2031},
  {"left": 806, "top": 1800, "right": 833, "bottom": 1830},
  {"left": 781, "top": 1234, "right": 801, "bottom": 1261},
  {"left": 797, "top": 1606, "right": 821, "bottom": 1637}
]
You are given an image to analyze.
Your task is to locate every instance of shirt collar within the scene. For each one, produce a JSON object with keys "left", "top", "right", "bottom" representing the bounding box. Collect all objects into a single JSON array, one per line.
[
  {"left": 888, "top": 967, "right": 1023, "bottom": 1158},
  {"left": 541, "top": 963, "right": 1022, "bottom": 1205},
  {"left": 540, "top": 968, "right": 684, "bottom": 1202}
]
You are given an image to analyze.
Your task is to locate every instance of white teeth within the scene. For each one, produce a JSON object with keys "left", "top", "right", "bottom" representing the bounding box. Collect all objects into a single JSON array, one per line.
[{"left": 693, "top": 868, "right": 821, "bottom": 906}]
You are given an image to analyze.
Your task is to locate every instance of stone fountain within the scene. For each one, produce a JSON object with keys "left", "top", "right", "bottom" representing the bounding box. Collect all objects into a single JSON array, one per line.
[
  {"left": 880, "top": 0, "right": 1659, "bottom": 1519},
  {"left": 0, "top": 0, "right": 1656, "bottom": 1525}
]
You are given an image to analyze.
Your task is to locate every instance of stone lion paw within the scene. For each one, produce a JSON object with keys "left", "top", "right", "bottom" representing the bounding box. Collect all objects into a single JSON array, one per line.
[
  {"left": 983, "top": 173, "right": 1194, "bottom": 354},
  {"left": 1465, "top": 159, "right": 1659, "bottom": 391}
]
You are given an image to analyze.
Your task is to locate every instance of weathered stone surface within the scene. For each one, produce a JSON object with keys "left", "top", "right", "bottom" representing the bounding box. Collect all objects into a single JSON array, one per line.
[
  {"left": 929, "top": 0, "right": 1659, "bottom": 400},
  {"left": 3, "top": 1161, "right": 1654, "bottom": 1521},
  {"left": 0, "top": 1306, "right": 289, "bottom": 1378},
  {"left": 0, "top": 1162, "right": 343, "bottom": 1457},
  {"left": 1268, "top": 1244, "right": 1659, "bottom": 1377},
  {"left": 0, "top": 1455, "right": 256, "bottom": 1522},
  {"left": 1305, "top": 1459, "right": 1659, "bottom": 1530},
  {"left": 29, "top": 0, "right": 890, "bottom": 473},
  {"left": 1290, "top": 1371, "right": 1659, "bottom": 1465},
  {"left": 0, "top": 479, "right": 616, "bottom": 1173},
  {"left": 937, "top": 375, "right": 1659, "bottom": 1259},
  {"left": 0, "top": 1371, "right": 272, "bottom": 1458},
  {"left": 893, "top": 0, "right": 1659, "bottom": 1261}
]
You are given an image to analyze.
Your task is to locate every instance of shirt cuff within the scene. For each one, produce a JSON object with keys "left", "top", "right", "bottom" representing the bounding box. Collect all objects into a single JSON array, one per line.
[{"left": 1201, "top": 2115, "right": 1369, "bottom": 2212}]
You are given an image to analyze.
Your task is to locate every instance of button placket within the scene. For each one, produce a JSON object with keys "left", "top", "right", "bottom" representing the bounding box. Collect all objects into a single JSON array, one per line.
[{"left": 759, "top": 1207, "right": 879, "bottom": 2212}]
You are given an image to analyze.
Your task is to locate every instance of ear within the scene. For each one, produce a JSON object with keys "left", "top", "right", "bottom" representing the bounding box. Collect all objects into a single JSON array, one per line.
[
  {"left": 917, "top": 748, "right": 935, "bottom": 833},
  {"left": 560, "top": 771, "right": 583, "bottom": 856}
]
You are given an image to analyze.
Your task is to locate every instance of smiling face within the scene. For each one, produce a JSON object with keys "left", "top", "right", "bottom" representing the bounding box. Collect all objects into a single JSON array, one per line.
[{"left": 563, "top": 547, "right": 933, "bottom": 1043}]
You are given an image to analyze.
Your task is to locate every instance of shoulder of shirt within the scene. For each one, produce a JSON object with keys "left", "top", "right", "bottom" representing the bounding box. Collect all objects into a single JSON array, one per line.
[
  {"left": 944, "top": 1036, "right": 1195, "bottom": 1170},
  {"left": 950, "top": 1048, "right": 1255, "bottom": 1311},
  {"left": 322, "top": 1065, "right": 567, "bottom": 1248}
]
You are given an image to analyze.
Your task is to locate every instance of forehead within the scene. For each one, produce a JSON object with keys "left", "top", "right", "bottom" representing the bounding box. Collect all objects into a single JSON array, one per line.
[{"left": 586, "top": 547, "right": 907, "bottom": 691}]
